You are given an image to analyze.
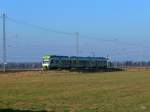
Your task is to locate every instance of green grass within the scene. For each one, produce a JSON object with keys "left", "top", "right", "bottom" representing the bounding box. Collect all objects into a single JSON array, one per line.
[{"left": 0, "top": 70, "right": 150, "bottom": 112}]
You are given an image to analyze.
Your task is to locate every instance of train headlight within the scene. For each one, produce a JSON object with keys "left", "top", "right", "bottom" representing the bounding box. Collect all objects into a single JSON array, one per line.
[{"left": 42, "top": 63, "right": 49, "bottom": 70}]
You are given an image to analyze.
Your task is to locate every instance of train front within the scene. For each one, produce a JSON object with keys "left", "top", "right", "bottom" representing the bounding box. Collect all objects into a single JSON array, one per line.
[{"left": 42, "top": 55, "right": 51, "bottom": 70}]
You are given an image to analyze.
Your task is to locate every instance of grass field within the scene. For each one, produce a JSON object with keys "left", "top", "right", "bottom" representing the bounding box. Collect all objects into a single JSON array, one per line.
[{"left": 0, "top": 70, "right": 150, "bottom": 112}]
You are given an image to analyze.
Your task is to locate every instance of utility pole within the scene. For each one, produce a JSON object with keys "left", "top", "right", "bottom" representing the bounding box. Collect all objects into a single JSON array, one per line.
[
  {"left": 106, "top": 55, "right": 111, "bottom": 68},
  {"left": 75, "top": 32, "right": 79, "bottom": 57},
  {"left": 2, "top": 13, "right": 7, "bottom": 72}
]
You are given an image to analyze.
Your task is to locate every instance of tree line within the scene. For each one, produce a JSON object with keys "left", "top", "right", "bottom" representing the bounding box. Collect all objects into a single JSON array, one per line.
[
  {"left": 0, "top": 62, "right": 42, "bottom": 70},
  {"left": 111, "top": 61, "right": 150, "bottom": 68},
  {"left": 0, "top": 61, "right": 149, "bottom": 70}
]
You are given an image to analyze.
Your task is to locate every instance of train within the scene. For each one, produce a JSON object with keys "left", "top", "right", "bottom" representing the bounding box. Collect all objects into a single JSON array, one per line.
[{"left": 42, "top": 55, "right": 108, "bottom": 70}]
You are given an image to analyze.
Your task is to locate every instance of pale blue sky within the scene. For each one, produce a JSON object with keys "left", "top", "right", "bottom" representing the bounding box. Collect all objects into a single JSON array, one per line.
[{"left": 0, "top": 0, "right": 150, "bottom": 61}]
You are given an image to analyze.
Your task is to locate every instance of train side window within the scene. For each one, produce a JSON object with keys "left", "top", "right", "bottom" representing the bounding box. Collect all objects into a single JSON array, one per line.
[
  {"left": 51, "top": 60, "right": 54, "bottom": 64},
  {"left": 55, "top": 60, "right": 59, "bottom": 64}
]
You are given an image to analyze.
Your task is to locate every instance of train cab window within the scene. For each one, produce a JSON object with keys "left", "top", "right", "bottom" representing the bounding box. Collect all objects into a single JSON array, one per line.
[
  {"left": 43, "top": 61, "right": 49, "bottom": 63},
  {"left": 51, "top": 60, "right": 59, "bottom": 64},
  {"left": 55, "top": 60, "right": 59, "bottom": 64}
]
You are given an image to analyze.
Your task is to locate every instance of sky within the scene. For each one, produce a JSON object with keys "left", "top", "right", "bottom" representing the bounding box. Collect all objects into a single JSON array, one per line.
[{"left": 0, "top": 0, "right": 150, "bottom": 62}]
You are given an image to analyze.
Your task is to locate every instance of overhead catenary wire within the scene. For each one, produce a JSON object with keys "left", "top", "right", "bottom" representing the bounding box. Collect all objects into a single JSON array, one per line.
[
  {"left": 5, "top": 16, "right": 119, "bottom": 42},
  {"left": 1, "top": 15, "right": 150, "bottom": 61},
  {"left": 1, "top": 16, "right": 150, "bottom": 48},
  {"left": 4, "top": 16, "right": 148, "bottom": 48},
  {"left": 6, "top": 16, "right": 75, "bottom": 36}
]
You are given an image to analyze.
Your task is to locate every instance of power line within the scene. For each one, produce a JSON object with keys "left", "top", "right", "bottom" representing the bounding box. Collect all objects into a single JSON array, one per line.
[
  {"left": 2, "top": 16, "right": 150, "bottom": 48},
  {"left": 2, "top": 15, "right": 150, "bottom": 61},
  {"left": 2, "top": 16, "right": 82, "bottom": 57},
  {"left": 5, "top": 16, "right": 143, "bottom": 47},
  {"left": 6, "top": 16, "right": 119, "bottom": 42},
  {"left": 6, "top": 16, "right": 75, "bottom": 36},
  {"left": 80, "top": 35, "right": 118, "bottom": 42}
]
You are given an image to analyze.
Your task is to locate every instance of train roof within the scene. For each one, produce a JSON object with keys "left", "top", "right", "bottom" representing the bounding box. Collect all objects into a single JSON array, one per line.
[
  {"left": 70, "top": 56, "right": 107, "bottom": 60},
  {"left": 43, "top": 55, "right": 69, "bottom": 58},
  {"left": 70, "top": 56, "right": 106, "bottom": 59},
  {"left": 43, "top": 55, "right": 108, "bottom": 60}
]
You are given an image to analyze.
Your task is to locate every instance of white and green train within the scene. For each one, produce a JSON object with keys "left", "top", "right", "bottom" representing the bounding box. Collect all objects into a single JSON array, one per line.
[{"left": 42, "top": 55, "right": 108, "bottom": 70}]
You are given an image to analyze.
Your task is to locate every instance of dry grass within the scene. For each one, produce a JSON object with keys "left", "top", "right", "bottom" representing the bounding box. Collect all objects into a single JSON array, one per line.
[{"left": 0, "top": 70, "right": 150, "bottom": 112}]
